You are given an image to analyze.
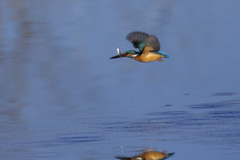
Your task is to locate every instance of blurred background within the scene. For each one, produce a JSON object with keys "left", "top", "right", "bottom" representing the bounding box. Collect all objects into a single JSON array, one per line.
[{"left": 0, "top": 0, "right": 239, "bottom": 159}]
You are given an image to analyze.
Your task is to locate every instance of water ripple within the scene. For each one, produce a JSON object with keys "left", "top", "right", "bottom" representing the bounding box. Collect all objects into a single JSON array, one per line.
[
  {"left": 212, "top": 92, "right": 238, "bottom": 96},
  {"left": 189, "top": 100, "right": 240, "bottom": 109}
]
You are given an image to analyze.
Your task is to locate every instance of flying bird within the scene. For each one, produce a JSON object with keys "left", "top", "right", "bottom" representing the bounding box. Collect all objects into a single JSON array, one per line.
[{"left": 110, "top": 31, "right": 171, "bottom": 63}]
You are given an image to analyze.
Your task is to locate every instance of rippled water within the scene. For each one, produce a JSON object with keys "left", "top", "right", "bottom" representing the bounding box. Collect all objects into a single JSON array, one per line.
[{"left": 0, "top": 0, "right": 240, "bottom": 160}]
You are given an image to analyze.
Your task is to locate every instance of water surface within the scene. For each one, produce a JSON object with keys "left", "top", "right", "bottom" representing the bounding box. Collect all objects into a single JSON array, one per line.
[{"left": 0, "top": 0, "right": 240, "bottom": 159}]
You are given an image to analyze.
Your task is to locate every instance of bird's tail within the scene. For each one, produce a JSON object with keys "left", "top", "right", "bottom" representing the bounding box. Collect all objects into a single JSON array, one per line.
[{"left": 158, "top": 51, "right": 171, "bottom": 58}]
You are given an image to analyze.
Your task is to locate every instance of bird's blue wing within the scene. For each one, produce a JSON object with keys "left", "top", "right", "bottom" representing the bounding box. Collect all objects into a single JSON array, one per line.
[{"left": 126, "top": 31, "right": 149, "bottom": 52}]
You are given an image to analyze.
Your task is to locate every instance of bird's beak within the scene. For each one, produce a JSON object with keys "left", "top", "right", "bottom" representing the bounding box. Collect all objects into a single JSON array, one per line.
[
  {"left": 110, "top": 47, "right": 126, "bottom": 59},
  {"left": 109, "top": 54, "right": 123, "bottom": 59},
  {"left": 110, "top": 54, "right": 128, "bottom": 59}
]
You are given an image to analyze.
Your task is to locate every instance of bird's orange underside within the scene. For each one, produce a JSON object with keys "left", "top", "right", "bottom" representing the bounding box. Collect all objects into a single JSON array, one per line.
[
  {"left": 132, "top": 151, "right": 168, "bottom": 160},
  {"left": 133, "top": 52, "right": 164, "bottom": 62}
]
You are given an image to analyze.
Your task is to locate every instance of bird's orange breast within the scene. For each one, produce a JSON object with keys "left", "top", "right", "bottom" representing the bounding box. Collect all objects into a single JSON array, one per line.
[
  {"left": 132, "top": 52, "right": 164, "bottom": 62},
  {"left": 140, "top": 151, "right": 166, "bottom": 159}
]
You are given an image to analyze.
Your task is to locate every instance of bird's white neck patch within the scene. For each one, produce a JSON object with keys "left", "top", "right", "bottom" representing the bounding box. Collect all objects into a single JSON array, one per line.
[{"left": 132, "top": 54, "right": 138, "bottom": 57}]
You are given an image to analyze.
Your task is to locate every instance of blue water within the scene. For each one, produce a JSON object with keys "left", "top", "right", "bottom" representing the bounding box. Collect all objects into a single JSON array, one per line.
[{"left": 0, "top": 0, "right": 240, "bottom": 160}]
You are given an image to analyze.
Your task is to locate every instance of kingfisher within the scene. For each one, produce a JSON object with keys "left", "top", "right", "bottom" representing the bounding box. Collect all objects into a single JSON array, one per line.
[
  {"left": 115, "top": 150, "right": 175, "bottom": 160},
  {"left": 110, "top": 31, "right": 171, "bottom": 63}
]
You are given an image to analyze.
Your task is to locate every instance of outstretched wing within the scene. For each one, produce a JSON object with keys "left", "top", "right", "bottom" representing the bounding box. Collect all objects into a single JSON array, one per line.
[
  {"left": 142, "top": 35, "right": 160, "bottom": 53},
  {"left": 126, "top": 31, "right": 149, "bottom": 51}
]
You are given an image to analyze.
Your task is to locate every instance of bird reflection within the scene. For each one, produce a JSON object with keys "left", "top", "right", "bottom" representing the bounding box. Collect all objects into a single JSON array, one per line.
[{"left": 115, "top": 150, "right": 175, "bottom": 160}]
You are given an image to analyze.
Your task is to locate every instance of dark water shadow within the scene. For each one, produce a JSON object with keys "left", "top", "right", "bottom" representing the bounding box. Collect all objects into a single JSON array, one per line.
[
  {"left": 212, "top": 92, "right": 238, "bottom": 96},
  {"left": 15, "top": 132, "right": 104, "bottom": 148},
  {"left": 189, "top": 100, "right": 240, "bottom": 109}
]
